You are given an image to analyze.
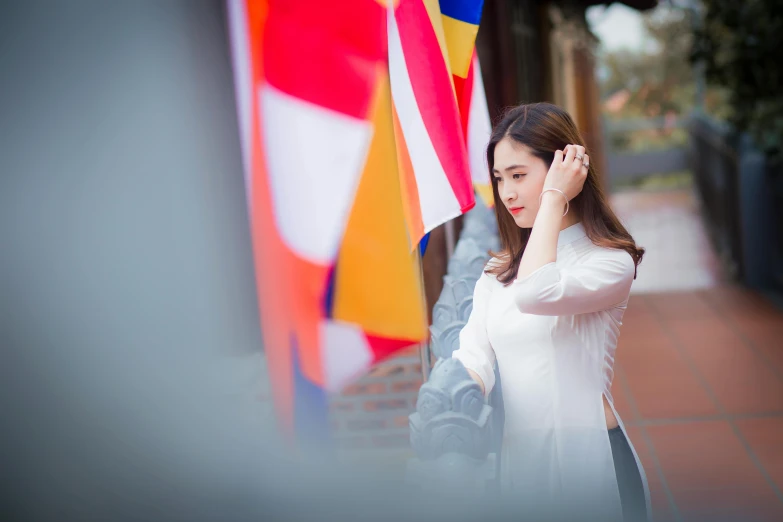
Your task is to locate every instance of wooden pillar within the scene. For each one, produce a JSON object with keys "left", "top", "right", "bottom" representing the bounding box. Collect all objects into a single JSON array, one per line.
[
  {"left": 548, "top": 4, "right": 610, "bottom": 191},
  {"left": 476, "top": 0, "right": 519, "bottom": 119},
  {"left": 574, "top": 44, "right": 609, "bottom": 191}
]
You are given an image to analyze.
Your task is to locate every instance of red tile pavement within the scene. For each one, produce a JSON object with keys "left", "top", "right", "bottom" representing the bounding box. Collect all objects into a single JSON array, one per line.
[
  {"left": 617, "top": 290, "right": 783, "bottom": 522},
  {"left": 611, "top": 188, "right": 783, "bottom": 521},
  {"left": 735, "top": 417, "right": 783, "bottom": 492}
]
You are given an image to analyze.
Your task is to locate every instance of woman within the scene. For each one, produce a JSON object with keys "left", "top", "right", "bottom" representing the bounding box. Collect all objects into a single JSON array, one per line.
[{"left": 452, "top": 103, "right": 650, "bottom": 522}]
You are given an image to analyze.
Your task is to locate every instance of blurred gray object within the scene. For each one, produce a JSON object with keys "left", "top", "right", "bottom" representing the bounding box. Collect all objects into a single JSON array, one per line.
[{"left": 0, "top": 1, "right": 284, "bottom": 520}]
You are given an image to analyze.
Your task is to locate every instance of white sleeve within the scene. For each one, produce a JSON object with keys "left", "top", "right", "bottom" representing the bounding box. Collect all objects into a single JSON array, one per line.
[
  {"left": 452, "top": 271, "right": 496, "bottom": 397},
  {"left": 512, "top": 249, "right": 635, "bottom": 316}
]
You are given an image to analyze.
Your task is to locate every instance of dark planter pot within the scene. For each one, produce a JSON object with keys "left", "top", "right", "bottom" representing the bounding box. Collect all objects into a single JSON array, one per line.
[
  {"left": 767, "top": 163, "right": 783, "bottom": 291},
  {"left": 737, "top": 135, "right": 781, "bottom": 290},
  {"left": 688, "top": 116, "right": 783, "bottom": 292}
]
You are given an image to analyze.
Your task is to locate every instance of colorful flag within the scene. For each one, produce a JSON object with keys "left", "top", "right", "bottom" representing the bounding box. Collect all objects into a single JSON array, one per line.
[
  {"left": 388, "top": 0, "right": 476, "bottom": 248},
  {"left": 228, "top": 0, "right": 486, "bottom": 445},
  {"left": 228, "top": 0, "right": 390, "bottom": 442},
  {"left": 327, "top": 70, "right": 428, "bottom": 391},
  {"left": 454, "top": 52, "right": 493, "bottom": 207},
  {"left": 439, "top": 0, "right": 485, "bottom": 79}
]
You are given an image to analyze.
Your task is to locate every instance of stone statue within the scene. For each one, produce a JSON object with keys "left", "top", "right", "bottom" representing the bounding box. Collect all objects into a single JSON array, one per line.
[{"left": 406, "top": 203, "right": 503, "bottom": 496}]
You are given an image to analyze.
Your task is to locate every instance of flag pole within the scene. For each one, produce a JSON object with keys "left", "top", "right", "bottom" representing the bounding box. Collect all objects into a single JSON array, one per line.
[
  {"left": 415, "top": 245, "right": 432, "bottom": 382},
  {"left": 444, "top": 219, "right": 456, "bottom": 259}
]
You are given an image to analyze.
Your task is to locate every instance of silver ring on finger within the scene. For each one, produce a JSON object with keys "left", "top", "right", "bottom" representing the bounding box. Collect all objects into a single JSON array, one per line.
[{"left": 575, "top": 153, "right": 584, "bottom": 162}]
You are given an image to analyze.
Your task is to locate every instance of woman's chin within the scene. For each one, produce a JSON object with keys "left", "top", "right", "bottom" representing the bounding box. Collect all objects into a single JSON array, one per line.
[{"left": 512, "top": 214, "right": 533, "bottom": 229}]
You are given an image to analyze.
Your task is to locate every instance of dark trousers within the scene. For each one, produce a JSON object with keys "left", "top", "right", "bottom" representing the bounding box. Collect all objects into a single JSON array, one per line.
[{"left": 609, "top": 426, "right": 649, "bottom": 522}]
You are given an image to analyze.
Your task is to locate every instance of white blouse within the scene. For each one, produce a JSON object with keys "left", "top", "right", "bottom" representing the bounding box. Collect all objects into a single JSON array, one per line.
[{"left": 452, "top": 222, "right": 651, "bottom": 521}]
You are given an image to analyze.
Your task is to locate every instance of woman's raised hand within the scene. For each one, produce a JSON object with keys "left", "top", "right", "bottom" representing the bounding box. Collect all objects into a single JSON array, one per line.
[{"left": 543, "top": 144, "right": 589, "bottom": 201}]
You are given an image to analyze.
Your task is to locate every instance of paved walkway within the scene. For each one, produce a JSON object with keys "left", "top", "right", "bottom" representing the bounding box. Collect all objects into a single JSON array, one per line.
[
  {"left": 610, "top": 188, "right": 783, "bottom": 522},
  {"left": 612, "top": 188, "right": 724, "bottom": 294}
]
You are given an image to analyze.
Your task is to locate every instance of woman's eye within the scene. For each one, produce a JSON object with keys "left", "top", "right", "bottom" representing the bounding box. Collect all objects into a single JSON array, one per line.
[
  {"left": 513, "top": 173, "right": 525, "bottom": 180},
  {"left": 494, "top": 177, "right": 502, "bottom": 183}
]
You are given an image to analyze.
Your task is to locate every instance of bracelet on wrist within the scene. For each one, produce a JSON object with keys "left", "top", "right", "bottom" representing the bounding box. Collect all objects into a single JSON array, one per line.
[{"left": 538, "top": 188, "right": 569, "bottom": 216}]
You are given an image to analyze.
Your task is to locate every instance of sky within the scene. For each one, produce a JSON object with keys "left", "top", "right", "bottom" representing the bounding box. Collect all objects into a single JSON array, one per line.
[{"left": 586, "top": 3, "right": 647, "bottom": 53}]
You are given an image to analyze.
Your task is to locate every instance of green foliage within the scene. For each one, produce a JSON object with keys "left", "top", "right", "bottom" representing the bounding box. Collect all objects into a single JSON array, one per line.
[
  {"left": 598, "top": 5, "right": 705, "bottom": 154},
  {"left": 692, "top": 0, "right": 783, "bottom": 163},
  {"left": 600, "top": 7, "right": 695, "bottom": 118}
]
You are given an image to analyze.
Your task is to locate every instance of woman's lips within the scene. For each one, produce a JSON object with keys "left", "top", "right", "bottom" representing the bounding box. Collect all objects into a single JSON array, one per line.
[{"left": 509, "top": 206, "right": 524, "bottom": 215}]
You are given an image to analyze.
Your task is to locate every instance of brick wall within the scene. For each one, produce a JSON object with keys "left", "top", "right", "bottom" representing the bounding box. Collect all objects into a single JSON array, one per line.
[
  {"left": 254, "top": 346, "right": 425, "bottom": 454},
  {"left": 329, "top": 345, "right": 424, "bottom": 451}
]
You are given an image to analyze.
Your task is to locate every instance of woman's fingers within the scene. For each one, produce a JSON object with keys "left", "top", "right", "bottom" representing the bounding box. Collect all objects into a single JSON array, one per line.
[
  {"left": 582, "top": 153, "right": 590, "bottom": 172},
  {"left": 546, "top": 145, "right": 589, "bottom": 200},
  {"left": 569, "top": 145, "right": 587, "bottom": 179},
  {"left": 570, "top": 145, "right": 585, "bottom": 168},
  {"left": 563, "top": 144, "right": 576, "bottom": 164}
]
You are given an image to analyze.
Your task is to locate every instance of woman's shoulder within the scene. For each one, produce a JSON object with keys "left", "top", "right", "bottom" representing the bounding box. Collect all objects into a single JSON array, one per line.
[{"left": 580, "top": 241, "right": 636, "bottom": 276}]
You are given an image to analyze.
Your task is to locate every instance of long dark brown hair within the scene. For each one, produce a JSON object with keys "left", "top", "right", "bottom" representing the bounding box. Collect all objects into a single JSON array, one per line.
[{"left": 485, "top": 102, "right": 644, "bottom": 285}]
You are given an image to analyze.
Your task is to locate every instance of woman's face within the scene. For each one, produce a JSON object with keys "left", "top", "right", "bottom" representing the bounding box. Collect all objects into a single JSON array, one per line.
[{"left": 492, "top": 137, "right": 549, "bottom": 229}]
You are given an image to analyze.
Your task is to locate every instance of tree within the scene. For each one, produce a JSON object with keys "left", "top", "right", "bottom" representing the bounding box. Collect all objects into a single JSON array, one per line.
[
  {"left": 692, "top": 0, "right": 783, "bottom": 163},
  {"left": 599, "top": 6, "right": 695, "bottom": 118}
]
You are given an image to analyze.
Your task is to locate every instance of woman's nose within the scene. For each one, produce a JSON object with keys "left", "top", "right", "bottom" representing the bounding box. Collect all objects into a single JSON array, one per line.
[{"left": 501, "top": 185, "right": 516, "bottom": 202}]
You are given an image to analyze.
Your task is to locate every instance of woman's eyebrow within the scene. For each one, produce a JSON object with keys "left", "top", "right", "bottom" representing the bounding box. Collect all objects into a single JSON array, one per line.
[{"left": 493, "top": 164, "right": 528, "bottom": 173}]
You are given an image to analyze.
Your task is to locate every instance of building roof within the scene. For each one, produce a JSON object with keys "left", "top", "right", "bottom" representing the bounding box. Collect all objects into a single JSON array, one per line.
[{"left": 576, "top": 0, "right": 658, "bottom": 11}]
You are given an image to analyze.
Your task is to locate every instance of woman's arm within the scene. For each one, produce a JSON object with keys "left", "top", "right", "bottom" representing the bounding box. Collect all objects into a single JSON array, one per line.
[
  {"left": 452, "top": 271, "right": 496, "bottom": 397},
  {"left": 512, "top": 144, "right": 636, "bottom": 316},
  {"left": 517, "top": 144, "right": 589, "bottom": 280},
  {"left": 465, "top": 368, "right": 487, "bottom": 396},
  {"left": 513, "top": 249, "right": 635, "bottom": 315},
  {"left": 516, "top": 190, "right": 568, "bottom": 279}
]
